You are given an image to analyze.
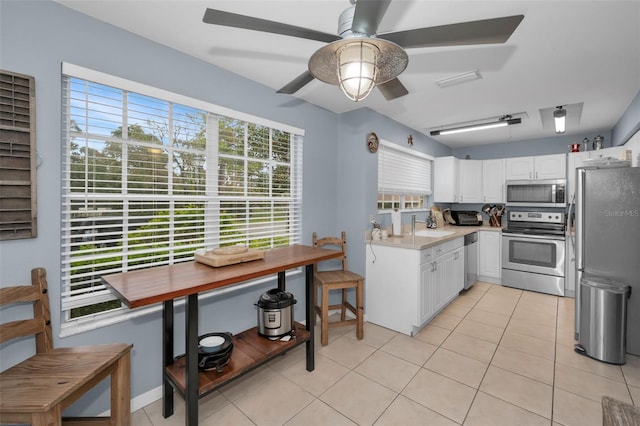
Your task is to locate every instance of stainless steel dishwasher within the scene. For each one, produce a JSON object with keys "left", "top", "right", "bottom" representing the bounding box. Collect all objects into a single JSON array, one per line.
[{"left": 464, "top": 232, "right": 478, "bottom": 289}]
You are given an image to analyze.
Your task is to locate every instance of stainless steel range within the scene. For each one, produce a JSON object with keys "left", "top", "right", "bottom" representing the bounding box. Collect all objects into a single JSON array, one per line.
[{"left": 502, "top": 210, "right": 566, "bottom": 296}]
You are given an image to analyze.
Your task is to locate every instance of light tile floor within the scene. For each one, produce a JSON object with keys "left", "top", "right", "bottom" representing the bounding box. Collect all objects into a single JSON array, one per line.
[{"left": 132, "top": 282, "right": 640, "bottom": 425}]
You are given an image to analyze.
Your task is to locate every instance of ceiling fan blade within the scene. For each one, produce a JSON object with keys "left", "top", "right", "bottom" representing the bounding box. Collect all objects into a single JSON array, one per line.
[
  {"left": 380, "top": 15, "right": 524, "bottom": 49},
  {"left": 277, "top": 71, "right": 315, "bottom": 94},
  {"left": 377, "top": 78, "right": 408, "bottom": 101},
  {"left": 351, "top": 0, "right": 392, "bottom": 35},
  {"left": 203, "top": 8, "right": 341, "bottom": 44}
]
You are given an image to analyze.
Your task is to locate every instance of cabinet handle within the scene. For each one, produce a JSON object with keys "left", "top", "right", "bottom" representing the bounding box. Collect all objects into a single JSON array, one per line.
[{"left": 536, "top": 171, "right": 539, "bottom": 179}]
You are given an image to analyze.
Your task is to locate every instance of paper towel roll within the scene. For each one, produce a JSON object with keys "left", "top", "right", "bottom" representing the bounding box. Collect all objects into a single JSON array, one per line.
[{"left": 392, "top": 210, "right": 402, "bottom": 236}]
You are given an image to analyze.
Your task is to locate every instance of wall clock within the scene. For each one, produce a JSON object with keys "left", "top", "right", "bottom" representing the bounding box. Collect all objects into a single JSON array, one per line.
[{"left": 367, "top": 132, "right": 379, "bottom": 153}]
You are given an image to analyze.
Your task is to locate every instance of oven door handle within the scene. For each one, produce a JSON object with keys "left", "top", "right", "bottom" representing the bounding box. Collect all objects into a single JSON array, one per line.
[{"left": 502, "top": 232, "right": 566, "bottom": 241}]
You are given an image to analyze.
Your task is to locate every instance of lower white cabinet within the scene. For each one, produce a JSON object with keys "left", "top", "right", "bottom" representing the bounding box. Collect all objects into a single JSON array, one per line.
[
  {"left": 478, "top": 231, "right": 502, "bottom": 284},
  {"left": 366, "top": 238, "right": 464, "bottom": 335}
]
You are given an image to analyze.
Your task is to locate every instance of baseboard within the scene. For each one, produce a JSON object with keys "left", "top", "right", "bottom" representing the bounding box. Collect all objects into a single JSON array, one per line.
[
  {"left": 99, "top": 385, "right": 163, "bottom": 416},
  {"left": 478, "top": 276, "right": 502, "bottom": 285}
]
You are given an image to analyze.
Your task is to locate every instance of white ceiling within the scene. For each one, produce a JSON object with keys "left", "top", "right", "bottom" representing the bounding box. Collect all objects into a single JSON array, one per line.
[{"left": 54, "top": 0, "right": 640, "bottom": 148}]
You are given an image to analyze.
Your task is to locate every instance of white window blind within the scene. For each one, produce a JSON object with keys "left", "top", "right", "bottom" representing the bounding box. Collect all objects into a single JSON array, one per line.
[
  {"left": 378, "top": 140, "right": 433, "bottom": 195},
  {"left": 60, "top": 65, "right": 303, "bottom": 328}
]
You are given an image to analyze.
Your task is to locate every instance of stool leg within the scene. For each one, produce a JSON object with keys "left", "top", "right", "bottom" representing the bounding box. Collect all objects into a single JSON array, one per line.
[
  {"left": 356, "top": 280, "right": 364, "bottom": 340},
  {"left": 111, "top": 350, "right": 131, "bottom": 426},
  {"left": 321, "top": 285, "right": 329, "bottom": 346},
  {"left": 313, "top": 276, "right": 318, "bottom": 326}
]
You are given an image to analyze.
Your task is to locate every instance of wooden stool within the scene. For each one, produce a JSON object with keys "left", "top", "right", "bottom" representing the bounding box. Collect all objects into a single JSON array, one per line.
[{"left": 312, "top": 231, "right": 364, "bottom": 346}]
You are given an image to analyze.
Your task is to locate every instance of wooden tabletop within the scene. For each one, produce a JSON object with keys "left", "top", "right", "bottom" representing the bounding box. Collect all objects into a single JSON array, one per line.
[{"left": 102, "top": 244, "right": 342, "bottom": 308}]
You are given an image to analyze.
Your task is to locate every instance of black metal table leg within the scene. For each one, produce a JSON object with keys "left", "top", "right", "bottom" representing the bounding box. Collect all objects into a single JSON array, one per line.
[
  {"left": 162, "top": 300, "right": 174, "bottom": 418},
  {"left": 185, "top": 294, "right": 199, "bottom": 426},
  {"left": 305, "top": 264, "right": 315, "bottom": 371}
]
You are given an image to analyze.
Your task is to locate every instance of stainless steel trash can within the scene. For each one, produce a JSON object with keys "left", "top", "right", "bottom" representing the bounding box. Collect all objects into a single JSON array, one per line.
[{"left": 576, "top": 275, "right": 630, "bottom": 365}]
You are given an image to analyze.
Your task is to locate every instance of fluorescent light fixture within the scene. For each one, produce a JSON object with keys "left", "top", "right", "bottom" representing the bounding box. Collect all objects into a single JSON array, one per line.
[
  {"left": 430, "top": 116, "right": 521, "bottom": 136},
  {"left": 554, "top": 106, "right": 566, "bottom": 134},
  {"left": 435, "top": 70, "right": 481, "bottom": 88}
]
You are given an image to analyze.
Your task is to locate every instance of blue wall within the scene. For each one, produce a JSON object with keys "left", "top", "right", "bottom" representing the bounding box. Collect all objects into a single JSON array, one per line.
[
  {"left": 1, "top": 0, "right": 638, "bottom": 416},
  {"left": 0, "top": 0, "right": 341, "bottom": 415}
]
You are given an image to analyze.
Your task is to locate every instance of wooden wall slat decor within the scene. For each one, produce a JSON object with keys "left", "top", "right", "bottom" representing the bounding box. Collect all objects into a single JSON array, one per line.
[{"left": 0, "top": 70, "right": 37, "bottom": 240}]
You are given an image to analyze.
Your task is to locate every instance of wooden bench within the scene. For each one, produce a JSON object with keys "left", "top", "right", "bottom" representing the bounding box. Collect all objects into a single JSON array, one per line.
[{"left": 0, "top": 267, "right": 133, "bottom": 425}]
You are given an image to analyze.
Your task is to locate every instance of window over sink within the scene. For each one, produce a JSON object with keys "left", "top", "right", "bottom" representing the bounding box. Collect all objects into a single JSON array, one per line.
[{"left": 377, "top": 140, "right": 433, "bottom": 211}]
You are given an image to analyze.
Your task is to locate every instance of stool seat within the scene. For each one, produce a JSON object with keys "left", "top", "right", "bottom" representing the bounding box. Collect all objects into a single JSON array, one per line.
[
  {"left": 315, "top": 270, "right": 363, "bottom": 284},
  {"left": 313, "top": 231, "right": 364, "bottom": 346}
]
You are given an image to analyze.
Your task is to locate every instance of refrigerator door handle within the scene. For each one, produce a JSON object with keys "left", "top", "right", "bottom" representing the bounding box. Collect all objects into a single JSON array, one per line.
[
  {"left": 574, "top": 168, "right": 586, "bottom": 342},
  {"left": 575, "top": 169, "right": 585, "bottom": 272}
]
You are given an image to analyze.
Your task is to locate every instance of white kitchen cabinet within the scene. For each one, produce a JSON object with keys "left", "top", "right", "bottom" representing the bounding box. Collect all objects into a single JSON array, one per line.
[
  {"left": 435, "top": 157, "right": 483, "bottom": 203},
  {"left": 478, "top": 231, "right": 501, "bottom": 284},
  {"left": 481, "top": 159, "right": 504, "bottom": 203},
  {"left": 536, "top": 153, "right": 567, "bottom": 179},
  {"left": 434, "top": 156, "right": 459, "bottom": 202},
  {"left": 458, "top": 159, "right": 483, "bottom": 203},
  {"left": 438, "top": 246, "right": 465, "bottom": 305},
  {"left": 565, "top": 237, "right": 576, "bottom": 297},
  {"left": 420, "top": 257, "right": 436, "bottom": 325},
  {"left": 504, "top": 156, "right": 534, "bottom": 180},
  {"left": 505, "top": 154, "right": 566, "bottom": 180},
  {"left": 365, "top": 237, "right": 464, "bottom": 335},
  {"left": 567, "top": 151, "right": 590, "bottom": 202}
]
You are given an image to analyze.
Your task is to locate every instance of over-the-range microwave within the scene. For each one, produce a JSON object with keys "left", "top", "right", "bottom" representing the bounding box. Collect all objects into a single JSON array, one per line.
[{"left": 505, "top": 179, "right": 566, "bottom": 207}]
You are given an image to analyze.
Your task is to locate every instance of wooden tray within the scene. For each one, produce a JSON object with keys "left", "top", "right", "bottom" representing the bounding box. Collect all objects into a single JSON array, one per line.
[{"left": 195, "top": 248, "right": 265, "bottom": 267}]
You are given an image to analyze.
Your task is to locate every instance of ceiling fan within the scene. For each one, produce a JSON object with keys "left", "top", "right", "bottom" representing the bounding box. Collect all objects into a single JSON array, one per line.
[{"left": 203, "top": 0, "right": 523, "bottom": 102}]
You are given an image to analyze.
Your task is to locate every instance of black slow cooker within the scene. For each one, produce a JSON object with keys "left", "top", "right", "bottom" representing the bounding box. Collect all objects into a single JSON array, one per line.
[{"left": 255, "top": 288, "right": 296, "bottom": 339}]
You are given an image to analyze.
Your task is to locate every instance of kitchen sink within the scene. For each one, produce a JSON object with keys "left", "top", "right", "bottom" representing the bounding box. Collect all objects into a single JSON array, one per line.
[{"left": 413, "top": 229, "right": 456, "bottom": 238}]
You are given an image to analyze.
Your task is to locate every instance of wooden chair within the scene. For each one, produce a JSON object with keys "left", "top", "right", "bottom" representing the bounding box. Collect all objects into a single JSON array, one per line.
[
  {"left": 0, "top": 267, "right": 133, "bottom": 426},
  {"left": 312, "top": 231, "right": 364, "bottom": 346}
]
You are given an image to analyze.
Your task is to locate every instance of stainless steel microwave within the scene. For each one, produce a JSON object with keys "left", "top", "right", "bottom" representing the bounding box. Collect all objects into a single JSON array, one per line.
[{"left": 506, "top": 179, "right": 566, "bottom": 207}]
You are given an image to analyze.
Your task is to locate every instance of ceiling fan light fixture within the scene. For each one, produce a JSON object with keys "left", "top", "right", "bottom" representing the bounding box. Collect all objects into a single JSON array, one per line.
[
  {"left": 337, "top": 40, "right": 379, "bottom": 101},
  {"left": 554, "top": 106, "right": 566, "bottom": 134},
  {"left": 430, "top": 115, "right": 521, "bottom": 136},
  {"left": 308, "top": 37, "right": 408, "bottom": 102}
]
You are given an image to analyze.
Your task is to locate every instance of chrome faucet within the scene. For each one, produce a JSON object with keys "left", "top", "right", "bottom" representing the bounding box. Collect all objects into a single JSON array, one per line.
[{"left": 411, "top": 214, "right": 427, "bottom": 235}]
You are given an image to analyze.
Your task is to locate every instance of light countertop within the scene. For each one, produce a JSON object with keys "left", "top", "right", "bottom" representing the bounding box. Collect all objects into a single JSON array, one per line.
[{"left": 367, "top": 223, "right": 503, "bottom": 250}]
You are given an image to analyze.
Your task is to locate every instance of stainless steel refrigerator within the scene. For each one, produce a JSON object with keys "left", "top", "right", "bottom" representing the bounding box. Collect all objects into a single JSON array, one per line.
[{"left": 575, "top": 165, "right": 640, "bottom": 361}]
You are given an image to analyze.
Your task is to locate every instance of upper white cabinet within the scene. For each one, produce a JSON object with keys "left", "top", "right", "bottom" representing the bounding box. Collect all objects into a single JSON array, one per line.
[
  {"left": 434, "top": 156, "right": 459, "bottom": 202},
  {"left": 504, "top": 156, "right": 534, "bottom": 180},
  {"left": 481, "top": 159, "right": 504, "bottom": 203},
  {"left": 459, "top": 160, "right": 483, "bottom": 203},
  {"left": 505, "top": 154, "right": 566, "bottom": 180},
  {"left": 435, "top": 157, "right": 501, "bottom": 203},
  {"left": 434, "top": 157, "right": 482, "bottom": 203}
]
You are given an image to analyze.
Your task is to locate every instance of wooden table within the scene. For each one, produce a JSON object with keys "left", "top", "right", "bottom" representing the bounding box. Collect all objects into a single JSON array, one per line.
[{"left": 102, "top": 244, "right": 342, "bottom": 426}]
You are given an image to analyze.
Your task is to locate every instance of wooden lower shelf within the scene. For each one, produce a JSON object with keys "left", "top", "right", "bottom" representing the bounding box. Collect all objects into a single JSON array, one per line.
[{"left": 165, "top": 322, "right": 310, "bottom": 397}]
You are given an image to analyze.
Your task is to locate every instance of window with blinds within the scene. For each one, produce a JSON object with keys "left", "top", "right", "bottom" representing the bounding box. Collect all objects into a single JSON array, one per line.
[
  {"left": 61, "top": 65, "right": 303, "bottom": 327},
  {"left": 377, "top": 140, "right": 433, "bottom": 210}
]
